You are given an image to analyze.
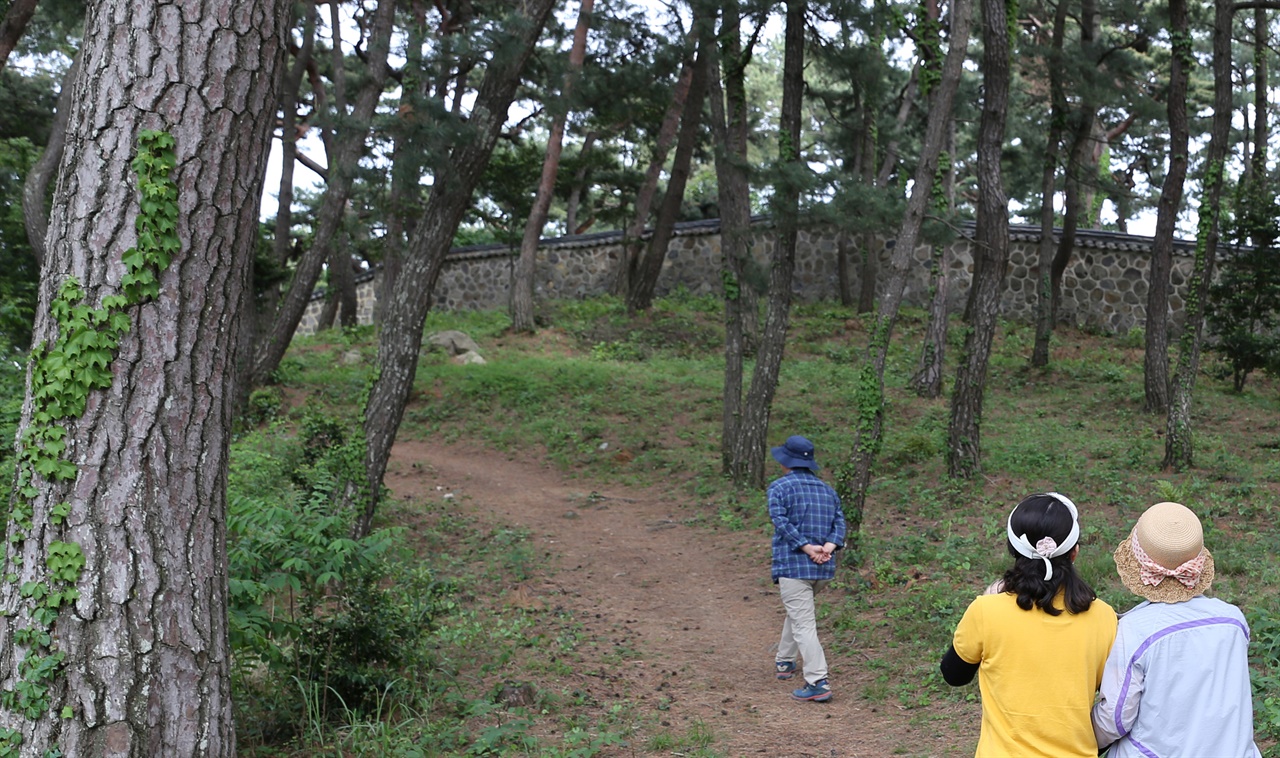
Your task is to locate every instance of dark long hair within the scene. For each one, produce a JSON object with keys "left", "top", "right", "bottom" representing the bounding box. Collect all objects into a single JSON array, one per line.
[{"left": 1000, "top": 494, "right": 1096, "bottom": 615}]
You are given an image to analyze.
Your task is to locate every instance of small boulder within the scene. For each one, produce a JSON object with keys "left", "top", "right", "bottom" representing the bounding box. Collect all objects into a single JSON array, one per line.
[
  {"left": 453, "top": 350, "right": 487, "bottom": 365},
  {"left": 426, "top": 330, "right": 481, "bottom": 356}
]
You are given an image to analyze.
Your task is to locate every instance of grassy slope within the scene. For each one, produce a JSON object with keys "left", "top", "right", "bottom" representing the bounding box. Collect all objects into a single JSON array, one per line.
[{"left": 262, "top": 293, "right": 1280, "bottom": 755}]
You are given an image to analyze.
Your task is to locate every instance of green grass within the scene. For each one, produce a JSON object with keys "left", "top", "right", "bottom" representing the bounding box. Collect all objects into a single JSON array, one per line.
[{"left": 250, "top": 291, "right": 1280, "bottom": 756}]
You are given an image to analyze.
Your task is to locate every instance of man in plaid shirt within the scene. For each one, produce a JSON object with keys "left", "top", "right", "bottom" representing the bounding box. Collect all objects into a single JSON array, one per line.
[{"left": 769, "top": 435, "right": 847, "bottom": 702}]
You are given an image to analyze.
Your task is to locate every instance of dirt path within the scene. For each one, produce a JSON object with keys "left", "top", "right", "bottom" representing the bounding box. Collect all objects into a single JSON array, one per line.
[{"left": 386, "top": 440, "right": 979, "bottom": 757}]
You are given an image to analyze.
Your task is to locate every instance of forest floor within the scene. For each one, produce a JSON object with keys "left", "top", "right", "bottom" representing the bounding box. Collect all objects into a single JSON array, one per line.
[{"left": 384, "top": 438, "right": 982, "bottom": 757}]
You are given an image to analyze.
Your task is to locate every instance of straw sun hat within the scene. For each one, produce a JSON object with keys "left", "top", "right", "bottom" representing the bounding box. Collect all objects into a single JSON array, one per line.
[{"left": 1114, "top": 501, "right": 1215, "bottom": 604}]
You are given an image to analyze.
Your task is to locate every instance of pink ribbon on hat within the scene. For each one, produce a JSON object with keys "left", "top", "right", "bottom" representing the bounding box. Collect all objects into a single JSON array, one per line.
[{"left": 1130, "top": 533, "right": 1207, "bottom": 589}]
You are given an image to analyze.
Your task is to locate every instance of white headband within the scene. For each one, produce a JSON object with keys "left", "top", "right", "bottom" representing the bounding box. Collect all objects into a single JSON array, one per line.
[{"left": 1006, "top": 492, "right": 1080, "bottom": 581}]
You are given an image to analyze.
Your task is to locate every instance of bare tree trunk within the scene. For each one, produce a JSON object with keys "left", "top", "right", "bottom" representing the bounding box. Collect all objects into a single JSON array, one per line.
[
  {"left": 1033, "top": 0, "right": 1097, "bottom": 366},
  {"left": 359, "top": 0, "right": 558, "bottom": 539},
  {"left": 909, "top": 242, "right": 950, "bottom": 398},
  {"left": 837, "top": 230, "right": 855, "bottom": 306},
  {"left": 1164, "top": 0, "right": 1231, "bottom": 471},
  {"left": 0, "top": 0, "right": 38, "bottom": 73},
  {"left": 626, "top": 24, "right": 711, "bottom": 313},
  {"left": 565, "top": 131, "right": 597, "bottom": 234},
  {"left": 511, "top": 0, "right": 594, "bottom": 332},
  {"left": 1029, "top": 0, "right": 1068, "bottom": 368},
  {"left": 711, "top": 0, "right": 759, "bottom": 481},
  {"left": 377, "top": 5, "right": 438, "bottom": 327},
  {"left": 1143, "top": 0, "right": 1190, "bottom": 414},
  {"left": 335, "top": 231, "right": 358, "bottom": 329},
  {"left": 612, "top": 60, "right": 695, "bottom": 297},
  {"left": 250, "top": 0, "right": 396, "bottom": 387},
  {"left": 948, "top": 0, "right": 1011, "bottom": 479},
  {"left": 876, "top": 65, "right": 921, "bottom": 186},
  {"left": 270, "top": 4, "right": 317, "bottom": 279},
  {"left": 0, "top": 0, "right": 288, "bottom": 754},
  {"left": 317, "top": 227, "right": 356, "bottom": 331},
  {"left": 857, "top": 232, "right": 878, "bottom": 312},
  {"left": 21, "top": 49, "right": 80, "bottom": 268},
  {"left": 839, "top": 0, "right": 972, "bottom": 536},
  {"left": 731, "top": 0, "right": 807, "bottom": 490},
  {"left": 910, "top": 117, "right": 958, "bottom": 398}
]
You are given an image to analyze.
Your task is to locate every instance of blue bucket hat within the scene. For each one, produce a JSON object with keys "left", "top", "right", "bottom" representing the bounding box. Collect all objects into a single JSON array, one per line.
[{"left": 771, "top": 435, "right": 819, "bottom": 470}]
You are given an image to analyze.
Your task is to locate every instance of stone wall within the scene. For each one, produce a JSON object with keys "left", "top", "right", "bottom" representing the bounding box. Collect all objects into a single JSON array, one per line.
[{"left": 298, "top": 219, "right": 1200, "bottom": 336}]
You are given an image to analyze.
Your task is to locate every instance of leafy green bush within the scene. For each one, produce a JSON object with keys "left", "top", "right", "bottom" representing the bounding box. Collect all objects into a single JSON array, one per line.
[
  {"left": 1207, "top": 241, "right": 1280, "bottom": 392},
  {"left": 228, "top": 415, "right": 455, "bottom": 744},
  {"left": 242, "top": 387, "right": 283, "bottom": 427}
]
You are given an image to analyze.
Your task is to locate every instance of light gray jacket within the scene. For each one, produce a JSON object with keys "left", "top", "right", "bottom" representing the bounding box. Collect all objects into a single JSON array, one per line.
[{"left": 1092, "top": 596, "right": 1260, "bottom": 758}]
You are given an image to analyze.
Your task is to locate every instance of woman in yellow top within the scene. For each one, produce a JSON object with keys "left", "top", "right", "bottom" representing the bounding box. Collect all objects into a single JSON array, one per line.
[{"left": 940, "top": 493, "right": 1118, "bottom": 757}]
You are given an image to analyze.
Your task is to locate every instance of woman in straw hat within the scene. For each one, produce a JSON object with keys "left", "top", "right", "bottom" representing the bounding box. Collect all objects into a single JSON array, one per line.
[
  {"left": 941, "top": 493, "right": 1117, "bottom": 757},
  {"left": 1092, "top": 501, "right": 1260, "bottom": 757}
]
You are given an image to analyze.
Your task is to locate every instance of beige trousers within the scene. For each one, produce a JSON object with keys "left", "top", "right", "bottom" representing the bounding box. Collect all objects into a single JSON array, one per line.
[{"left": 776, "top": 577, "right": 830, "bottom": 685}]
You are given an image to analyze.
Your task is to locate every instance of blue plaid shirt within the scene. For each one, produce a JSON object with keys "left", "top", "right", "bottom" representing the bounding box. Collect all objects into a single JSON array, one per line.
[{"left": 768, "top": 469, "right": 846, "bottom": 581}]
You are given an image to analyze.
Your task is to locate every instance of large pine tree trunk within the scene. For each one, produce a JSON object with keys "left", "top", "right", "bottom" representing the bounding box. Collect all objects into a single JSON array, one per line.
[
  {"left": 1033, "top": 0, "right": 1097, "bottom": 366},
  {"left": 359, "top": 0, "right": 558, "bottom": 538},
  {"left": 948, "top": 0, "right": 1011, "bottom": 479},
  {"left": 250, "top": 0, "right": 396, "bottom": 387},
  {"left": 711, "top": 2, "right": 758, "bottom": 481},
  {"left": 1029, "top": 0, "right": 1069, "bottom": 368},
  {"left": 909, "top": 242, "right": 950, "bottom": 398},
  {"left": 732, "top": 0, "right": 807, "bottom": 490},
  {"left": 909, "top": 118, "right": 960, "bottom": 397},
  {"left": 511, "top": 0, "right": 594, "bottom": 332},
  {"left": 910, "top": 117, "right": 959, "bottom": 398},
  {"left": 1143, "top": 0, "right": 1190, "bottom": 414},
  {"left": 1164, "top": 0, "right": 1231, "bottom": 471},
  {"left": 0, "top": 0, "right": 288, "bottom": 754},
  {"left": 840, "top": 0, "right": 972, "bottom": 535}
]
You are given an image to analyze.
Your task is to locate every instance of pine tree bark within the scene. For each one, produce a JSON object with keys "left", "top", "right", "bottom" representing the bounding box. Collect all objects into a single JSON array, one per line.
[
  {"left": 1163, "top": 0, "right": 1231, "bottom": 471},
  {"left": 1143, "top": 0, "right": 1190, "bottom": 414},
  {"left": 0, "top": 0, "right": 289, "bottom": 754},
  {"left": 359, "top": 0, "right": 558, "bottom": 538},
  {"left": 948, "top": 0, "right": 1011, "bottom": 479},
  {"left": 840, "top": 0, "right": 972, "bottom": 531},
  {"left": 511, "top": 0, "right": 594, "bottom": 332}
]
